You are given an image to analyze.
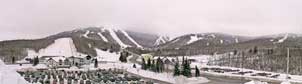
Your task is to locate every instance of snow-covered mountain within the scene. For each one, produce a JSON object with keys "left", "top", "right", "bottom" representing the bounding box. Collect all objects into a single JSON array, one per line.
[
  {"left": 154, "top": 36, "right": 170, "bottom": 46},
  {"left": 0, "top": 26, "right": 302, "bottom": 63},
  {"left": 157, "top": 33, "right": 251, "bottom": 49},
  {"left": 154, "top": 33, "right": 302, "bottom": 56},
  {"left": 74, "top": 27, "right": 165, "bottom": 48},
  {"left": 0, "top": 27, "right": 165, "bottom": 63}
]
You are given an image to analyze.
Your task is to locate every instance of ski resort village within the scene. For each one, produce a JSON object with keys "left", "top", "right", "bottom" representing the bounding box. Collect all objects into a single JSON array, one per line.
[
  {"left": 1, "top": 0, "right": 302, "bottom": 84},
  {"left": 0, "top": 27, "right": 301, "bottom": 84}
]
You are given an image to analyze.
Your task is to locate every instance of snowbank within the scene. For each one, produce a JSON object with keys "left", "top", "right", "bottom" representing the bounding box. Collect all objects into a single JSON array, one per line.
[
  {"left": 0, "top": 59, "right": 28, "bottom": 84},
  {"left": 244, "top": 80, "right": 268, "bottom": 84},
  {"left": 281, "top": 81, "right": 291, "bottom": 84}
]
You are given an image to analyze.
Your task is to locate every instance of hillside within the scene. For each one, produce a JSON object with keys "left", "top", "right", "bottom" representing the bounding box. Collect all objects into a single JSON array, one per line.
[
  {"left": 153, "top": 33, "right": 302, "bottom": 56},
  {"left": 0, "top": 27, "right": 168, "bottom": 63},
  {"left": 1, "top": 26, "right": 302, "bottom": 65}
]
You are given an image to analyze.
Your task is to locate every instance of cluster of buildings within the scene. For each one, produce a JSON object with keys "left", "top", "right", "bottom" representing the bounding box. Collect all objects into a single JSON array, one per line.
[
  {"left": 16, "top": 53, "right": 94, "bottom": 69},
  {"left": 15, "top": 38, "right": 96, "bottom": 69}
]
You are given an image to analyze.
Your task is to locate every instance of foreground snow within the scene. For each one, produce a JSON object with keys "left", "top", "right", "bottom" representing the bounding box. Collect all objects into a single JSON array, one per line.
[
  {"left": 0, "top": 60, "right": 28, "bottom": 84},
  {"left": 281, "top": 81, "right": 291, "bottom": 84},
  {"left": 95, "top": 48, "right": 120, "bottom": 62},
  {"left": 245, "top": 80, "right": 268, "bottom": 84}
]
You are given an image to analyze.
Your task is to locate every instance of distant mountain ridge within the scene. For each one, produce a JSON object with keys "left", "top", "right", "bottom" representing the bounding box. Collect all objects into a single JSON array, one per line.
[
  {"left": 0, "top": 27, "right": 301, "bottom": 63},
  {"left": 153, "top": 33, "right": 302, "bottom": 56}
]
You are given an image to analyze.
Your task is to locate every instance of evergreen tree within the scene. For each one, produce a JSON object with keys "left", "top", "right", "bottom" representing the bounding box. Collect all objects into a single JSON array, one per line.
[
  {"left": 119, "top": 52, "right": 127, "bottom": 62},
  {"left": 33, "top": 56, "right": 39, "bottom": 66},
  {"left": 182, "top": 56, "right": 185, "bottom": 66},
  {"left": 37, "top": 56, "right": 39, "bottom": 65},
  {"left": 156, "top": 57, "right": 161, "bottom": 72},
  {"left": 195, "top": 66, "right": 200, "bottom": 77},
  {"left": 151, "top": 60, "right": 156, "bottom": 72},
  {"left": 253, "top": 46, "right": 258, "bottom": 54},
  {"left": 156, "top": 57, "right": 165, "bottom": 72},
  {"left": 147, "top": 58, "right": 151, "bottom": 69},
  {"left": 94, "top": 59, "right": 98, "bottom": 68},
  {"left": 234, "top": 50, "right": 238, "bottom": 55},
  {"left": 182, "top": 58, "right": 191, "bottom": 77},
  {"left": 32, "top": 59, "right": 35, "bottom": 66},
  {"left": 173, "top": 61, "right": 181, "bottom": 76},
  {"left": 141, "top": 58, "right": 146, "bottom": 70},
  {"left": 119, "top": 53, "right": 122, "bottom": 62},
  {"left": 133, "top": 64, "right": 136, "bottom": 68},
  {"left": 12, "top": 56, "right": 15, "bottom": 64}
]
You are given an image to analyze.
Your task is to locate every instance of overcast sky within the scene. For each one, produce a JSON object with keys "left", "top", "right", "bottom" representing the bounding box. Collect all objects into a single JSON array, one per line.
[{"left": 0, "top": 0, "right": 301, "bottom": 40}]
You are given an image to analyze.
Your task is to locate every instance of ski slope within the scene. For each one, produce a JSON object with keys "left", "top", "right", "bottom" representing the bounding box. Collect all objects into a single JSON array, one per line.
[
  {"left": 106, "top": 28, "right": 130, "bottom": 48},
  {"left": 38, "top": 38, "right": 77, "bottom": 57},
  {"left": 83, "top": 30, "right": 90, "bottom": 38},
  {"left": 97, "top": 32, "right": 109, "bottom": 42},
  {"left": 187, "top": 35, "right": 204, "bottom": 44},
  {"left": 120, "top": 30, "right": 142, "bottom": 48},
  {"left": 277, "top": 34, "right": 288, "bottom": 43},
  {"left": 154, "top": 36, "right": 169, "bottom": 45}
]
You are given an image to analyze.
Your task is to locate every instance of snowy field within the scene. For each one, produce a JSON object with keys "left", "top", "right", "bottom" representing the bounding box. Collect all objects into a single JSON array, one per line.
[
  {"left": 95, "top": 48, "right": 120, "bottom": 62},
  {"left": 201, "top": 65, "right": 302, "bottom": 84},
  {"left": 155, "top": 55, "right": 302, "bottom": 84},
  {"left": 0, "top": 59, "right": 28, "bottom": 84},
  {"left": 89, "top": 62, "right": 210, "bottom": 84}
]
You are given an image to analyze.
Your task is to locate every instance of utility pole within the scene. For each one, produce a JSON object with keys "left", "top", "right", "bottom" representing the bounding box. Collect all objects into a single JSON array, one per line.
[{"left": 286, "top": 48, "right": 290, "bottom": 79}]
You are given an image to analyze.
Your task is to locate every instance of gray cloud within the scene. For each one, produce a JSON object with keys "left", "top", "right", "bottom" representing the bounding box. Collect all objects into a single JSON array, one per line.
[{"left": 0, "top": 0, "right": 301, "bottom": 40}]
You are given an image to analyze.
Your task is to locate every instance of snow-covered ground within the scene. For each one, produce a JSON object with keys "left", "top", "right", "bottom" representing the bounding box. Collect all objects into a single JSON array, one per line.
[
  {"left": 95, "top": 48, "right": 120, "bottom": 62},
  {"left": 155, "top": 54, "right": 302, "bottom": 84},
  {"left": 280, "top": 81, "right": 291, "bottom": 84},
  {"left": 245, "top": 80, "right": 268, "bottom": 84},
  {"left": 154, "top": 55, "right": 211, "bottom": 67},
  {"left": 77, "top": 49, "right": 211, "bottom": 84},
  {"left": 0, "top": 59, "right": 28, "bottom": 84},
  {"left": 201, "top": 65, "right": 302, "bottom": 83},
  {"left": 84, "top": 62, "right": 209, "bottom": 84}
]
